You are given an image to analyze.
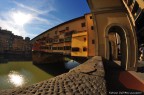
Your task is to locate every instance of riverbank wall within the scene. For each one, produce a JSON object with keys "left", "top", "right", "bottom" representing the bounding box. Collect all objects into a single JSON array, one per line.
[{"left": 0, "top": 52, "right": 32, "bottom": 62}]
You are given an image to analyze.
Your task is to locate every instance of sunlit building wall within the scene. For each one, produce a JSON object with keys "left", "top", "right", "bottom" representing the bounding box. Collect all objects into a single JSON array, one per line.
[
  {"left": 31, "top": 13, "right": 96, "bottom": 57},
  {"left": 0, "top": 28, "right": 31, "bottom": 53},
  {"left": 0, "top": 29, "right": 13, "bottom": 52}
]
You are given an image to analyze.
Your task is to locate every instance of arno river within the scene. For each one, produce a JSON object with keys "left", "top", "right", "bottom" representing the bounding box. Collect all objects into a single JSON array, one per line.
[{"left": 0, "top": 60, "right": 79, "bottom": 90}]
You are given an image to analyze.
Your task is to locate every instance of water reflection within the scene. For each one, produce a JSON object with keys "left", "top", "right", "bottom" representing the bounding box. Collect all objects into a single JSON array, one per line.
[
  {"left": 0, "top": 62, "right": 54, "bottom": 90},
  {"left": 8, "top": 71, "right": 26, "bottom": 87},
  {"left": 65, "top": 60, "right": 80, "bottom": 69}
]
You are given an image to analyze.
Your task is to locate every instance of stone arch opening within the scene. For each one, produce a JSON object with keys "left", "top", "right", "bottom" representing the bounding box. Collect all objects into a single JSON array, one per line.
[
  {"left": 107, "top": 26, "right": 127, "bottom": 68},
  {"left": 104, "top": 23, "right": 137, "bottom": 70}
]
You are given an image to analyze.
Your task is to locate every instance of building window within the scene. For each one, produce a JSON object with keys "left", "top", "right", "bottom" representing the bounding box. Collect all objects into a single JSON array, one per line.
[
  {"left": 59, "top": 39, "right": 64, "bottom": 42},
  {"left": 72, "top": 47, "right": 79, "bottom": 52},
  {"left": 65, "top": 37, "right": 71, "bottom": 42},
  {"left": 64, "top": 46, "right": 71, "bottom": 50},
  {"left": 66, "top": 27, "right": 69, "bottom": 30},
  {"left": 91, "top": 26, "right": 94, "bottom": 30},
  {"left": 83, "top": 47, "right": 87, "bottom": 51},
  {"left": 92, "top": 40, "right": 95, "bottom": 44},
  {"left": 84, "top": 37, "right": 86, "bottom": 41},
  {"left": 81, "top": 22, "right": 85, "bottom": 27},
  {"left": 52, "top": 47, "right": 57, "bottom": 50},
  {"left": 49, "top": 46, "right": 52, "bottom": 50},
  {"left": 58, "top": 47, "right": 63, "bottom": 50},
  {"left": 90, "top": 16, "right": 92, "bottom": 19},
  {"left": 55, "top": 31, "right": 57, "bottom": 34},
  {"left": 53, "top": 39, "right": 59, "bottom": 43}
]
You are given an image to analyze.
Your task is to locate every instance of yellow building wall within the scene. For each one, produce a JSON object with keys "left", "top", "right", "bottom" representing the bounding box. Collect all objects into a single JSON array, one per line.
[
  {"left": 137, "top": 0, "right": 144, "bottom": 9},
  {"left": 85, "top": 14, "right": 96, "bottom": 57},
  {"left": 71, "top": 32, "right": 87, "bottom": 57},
  {"left": 33, "top": 14, "right": 97, "bottom": 57},
  {"left": 57, "top": 18, "right": 86, "bottom": 32}
]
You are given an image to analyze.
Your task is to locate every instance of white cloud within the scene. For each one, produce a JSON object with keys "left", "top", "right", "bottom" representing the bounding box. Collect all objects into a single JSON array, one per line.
[
  {"left": 11, "top": 11, "right": 33, "bottom": 26},
  {"left": 0, "top": 18, "right": 25, "bottom": 36},
  {"left": 34, "top": 16, "right": 51, "bottom": 25},
  {"left": 13, "top": 1, "right": 54, "bottom": 15},
  {"left": 0, "top": 16, "right": 36, "bottom": 38},
  {"left": 0, "top": 0, "right": 62, "bottom": 39},
  {"left": 0, "top": 10, "right": 35, "bottom": 38},
  {"left": 12, "top": 1, "right": 62, "bottom": 24}
]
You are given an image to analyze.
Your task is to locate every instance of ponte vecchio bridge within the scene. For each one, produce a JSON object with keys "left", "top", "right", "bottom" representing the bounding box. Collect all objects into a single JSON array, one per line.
[{"left": 31, "top": 0, "right": 143, "bottom": 71}]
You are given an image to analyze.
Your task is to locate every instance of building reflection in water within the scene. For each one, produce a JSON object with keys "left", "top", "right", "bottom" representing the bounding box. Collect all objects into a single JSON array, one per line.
[{"left": 8, "top": 71, "right": 26, "bottom": 87}]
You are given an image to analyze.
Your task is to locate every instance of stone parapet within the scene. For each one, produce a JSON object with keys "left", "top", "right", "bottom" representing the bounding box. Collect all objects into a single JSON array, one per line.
[{"left": 0, "top": 56, "right": 107, "bottom": 95}]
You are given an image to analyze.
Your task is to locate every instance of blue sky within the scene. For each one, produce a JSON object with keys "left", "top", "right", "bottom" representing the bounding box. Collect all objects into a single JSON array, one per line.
[{"left": 0, "top": 0, "right": 90, "bottom": 39}]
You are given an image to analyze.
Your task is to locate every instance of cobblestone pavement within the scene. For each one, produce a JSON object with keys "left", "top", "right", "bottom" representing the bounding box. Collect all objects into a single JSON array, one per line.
[{"left": 0, "top": 56, "right": 107, "bottom": 95}]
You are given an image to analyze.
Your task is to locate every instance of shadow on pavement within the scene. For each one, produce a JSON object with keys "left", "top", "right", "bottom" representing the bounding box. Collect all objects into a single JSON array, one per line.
[{"left": 102, "top": 58, "right": 142, "bottom": 94}]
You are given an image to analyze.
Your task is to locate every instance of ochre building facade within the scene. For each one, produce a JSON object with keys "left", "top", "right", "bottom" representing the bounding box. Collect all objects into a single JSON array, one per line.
[{"left": 31, "top": 13, "right": 96, "bottom": 57}]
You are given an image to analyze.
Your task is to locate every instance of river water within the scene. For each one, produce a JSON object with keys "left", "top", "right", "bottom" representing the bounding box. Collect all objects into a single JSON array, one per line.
[{"left": 0, "top": 60, "right": 80, "bottom": 90}]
